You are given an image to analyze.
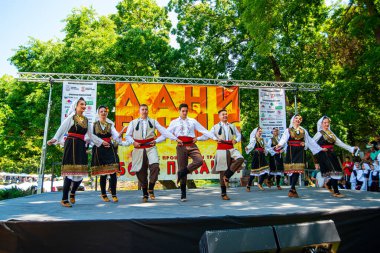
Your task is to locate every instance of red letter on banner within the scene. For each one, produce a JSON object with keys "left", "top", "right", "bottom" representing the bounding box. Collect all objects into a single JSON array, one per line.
[
  {"left": 199, "top": 162, "right": 210, "bottom": 174},
  {"left": 167, "top": 161, "right": 176, "bottom": 175},
  {"left": 185, "top": 87, "right": 207, "bottom": 112},
  {"left": 120, "top": 84, "right": 140, "bottom": 108},
  {"left": 152, "top": 85, "right": 177, "bottom": 111},
  {"left": 119, "top": 162, "right": 126, "bottom": 176},
  {"left": 215, "top": 87, "right": 239, "bottom": 123}
]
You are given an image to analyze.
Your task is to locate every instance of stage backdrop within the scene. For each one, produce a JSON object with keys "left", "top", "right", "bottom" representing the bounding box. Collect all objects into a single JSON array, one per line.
[
  {"left": 61, "top": 81, "right": 97, "bottom": 125},
  {"left": 59, "top": 81, "right": 97, "bottom": 145},
  {"left": 115, "top": 83, "right": 242, "bottom": 181},
  {"left": 258, "top": 88, "right": 287, "bottom": 140}
]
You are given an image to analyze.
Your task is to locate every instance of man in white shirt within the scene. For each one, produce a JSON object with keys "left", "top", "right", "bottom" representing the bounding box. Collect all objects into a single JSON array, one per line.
[
  {"left": 124, "top": 104, "right": 181, "bottom": 202},
  {"left": 166, "top": 103, "right": 217, "bottom": 201},
  {"left": 198, "top": 109, "right": 244, "bottom": 200}
]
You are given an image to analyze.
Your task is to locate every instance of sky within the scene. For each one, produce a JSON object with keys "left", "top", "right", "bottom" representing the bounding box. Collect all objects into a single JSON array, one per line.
[
  {"left": 0, "top": 0, "right": 173, "bottom": 77},
  {"left": 0, "top": 0, "right": 343, "bottom": 77}
]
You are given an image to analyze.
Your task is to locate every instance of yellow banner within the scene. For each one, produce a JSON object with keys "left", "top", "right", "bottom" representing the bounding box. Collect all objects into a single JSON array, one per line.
[{"left": 115, "top": 83, "right": 241, "bottom": 180}]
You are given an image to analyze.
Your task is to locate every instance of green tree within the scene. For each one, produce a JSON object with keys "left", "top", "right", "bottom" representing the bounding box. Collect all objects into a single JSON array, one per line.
[
  {"left": 1, "top": 0, "right": 379, "bottom": 173},
  {"left": 3, "top": 1, "right": 177, "bottom": 173}
]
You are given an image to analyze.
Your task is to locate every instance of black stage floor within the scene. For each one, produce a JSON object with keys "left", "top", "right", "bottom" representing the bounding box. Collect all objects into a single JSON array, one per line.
[{"left": 1, "top": 187, "right": 380, "bottom": 253}]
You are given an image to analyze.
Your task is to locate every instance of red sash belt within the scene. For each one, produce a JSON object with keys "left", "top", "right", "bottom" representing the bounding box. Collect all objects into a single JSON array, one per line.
[
  {"left": 274, "top": 147, "right": 282, "bottom": 153},
  {"left": 289, "top": 140, "right": 303, "bottom": 147},
  {"left": 178, "top": 136, "right": 194, "bottom": 146},
  {"left": 321, "top": 145, "right": 334, "bottom": 151},
  {"left": 255, "top": 147, "right": 264, "bottom": 152},
  {"left": 134, "top": 138, "right": 155, "bottom": 149},
  {"left": 217, "top": 140, "right": 234, "bottom": 150},
  {"left": 102, "top": 137, "right": 111, "bottom": 143},
  {"left": 68, "top": 133, "right": 85, "bottom": 141}
]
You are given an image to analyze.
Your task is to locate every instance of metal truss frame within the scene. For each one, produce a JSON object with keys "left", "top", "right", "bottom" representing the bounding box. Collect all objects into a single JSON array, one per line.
[{"left": 17, "top": 72, "right": 321, "bottom": 91}]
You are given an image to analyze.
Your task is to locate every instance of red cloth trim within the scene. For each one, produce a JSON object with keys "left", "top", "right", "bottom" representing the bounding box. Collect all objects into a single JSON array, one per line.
[
  {"left": 134, "top": 138, "right": 155, "bottom": 149},
  {"left": 102, "top": 137, "right": 111, "bottom": 143},
  {"left": 255, "top": 147, "right": 264, "bottom": 152},
  {"left": 178, "top": 136, "right": 194, "bottom": 146},
  {"left": 217, "top": 141, "right": 233, "bottom": 150},
  {"left": 289, "top": 140, "right": 303, "bottom": 147},
  {"left": 321, "top": 145, "right": 334, "bottom": 151},
  {"left": 134, "top": 138, "right": 155, "bottom": 144},
  {"left": 274, "top": 147, "right": 282, "bottom": 153},
  {"left": 68, "top": 133, "right": 85, "bottom": 141}
]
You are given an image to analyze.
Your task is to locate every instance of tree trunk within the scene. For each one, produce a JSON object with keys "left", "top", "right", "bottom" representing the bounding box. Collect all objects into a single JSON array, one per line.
[
  {"left": 363, "top": 0, "right": 380, "bottom": 44},
  {"left": 269, "top": 55, "right": 284, "bottom": 81}
]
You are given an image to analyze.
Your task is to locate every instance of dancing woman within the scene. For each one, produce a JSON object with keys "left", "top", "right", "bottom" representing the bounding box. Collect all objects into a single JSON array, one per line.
[
  {"left": 276, "top": 115, "right": 323, "bottom": 198},
  {"left": 313, "top": 116, "right": 358, "bottom": 197},
  {"left": 91, "top": 105, "right": 122, "bottom": 203},
  {"left": 245, "top": 127, "right": 269, "bottom": 191},
  {"left": 267, "top": 127, "right": 286, "bottom": 190},
  {"left": 47, "top": 98, "right": 109, "bottom": 207}
]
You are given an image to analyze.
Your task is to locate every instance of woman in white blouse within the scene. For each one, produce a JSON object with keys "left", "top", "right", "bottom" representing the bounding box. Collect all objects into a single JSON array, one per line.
[{"left": 47, "top": 98, "right": 109, "bottom": 207}]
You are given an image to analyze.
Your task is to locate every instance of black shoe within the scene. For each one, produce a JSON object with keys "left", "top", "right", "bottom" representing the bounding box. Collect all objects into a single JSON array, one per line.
[{"left": 181, "top": 191, "right": 187, "bottom": 202}]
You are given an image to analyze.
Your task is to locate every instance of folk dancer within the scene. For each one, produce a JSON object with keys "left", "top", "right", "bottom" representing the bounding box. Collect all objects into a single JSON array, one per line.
[
  {"left": 123, "top": 104, "right": 180, "bottom": 202},
  {"left": 276, "top": 115, "right": 323, "bottom": 198},
  {"left": 198, "top": 109, "right": 244, "bottom": 200},
  {"left": 47, "top": 98, "right": 109, "bottom": 207},
  {"left": 245, "top": 127, "right": 269, "bottom": 192},
  {"left": 91, "top": 105, "right": 122, "bottom": 202},
  {"left": 313, "top": 116, "right": 358, "bottom": 197},
  {"left": 267, "top": 127, "right": 286, "bottom": 190},
  {"left": 166, "top": 103, "right": 217, "bottom": 201}
]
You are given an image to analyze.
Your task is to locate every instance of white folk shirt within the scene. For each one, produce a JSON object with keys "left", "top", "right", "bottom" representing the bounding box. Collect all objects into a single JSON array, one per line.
[
  {"left": 313, "top": 131, "right": 355, "bottom": 153},
  {"left": 278, "top": 127, "right": 322, "bottom": 155},
  {"left": 166, "top": 117, "right": 217, "bottom": 140},
  {"left": 88, "top": 121, "right": 122, "bottom": 146},
  {"left": 266, "top": 136, "right": 287, "bottom": 156},
  {"left": 125, "top": 118, "right": 178, "bottom": 144},
  {"left": 53, "top": 115, "right": 103, "bottom": 147},
  {"left": 198, "top": 122, "right": 241, "bottom": 142}
]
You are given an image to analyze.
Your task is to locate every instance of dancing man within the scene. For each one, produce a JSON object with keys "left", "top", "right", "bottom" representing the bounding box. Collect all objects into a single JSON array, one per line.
[
  {"left": 123, "top": 104, "right": 180, "bottom": 202},
  {"left": 166, "top": 103, "right": 217, "bottom": 201},
  {"left": 198, "top": 109, "right": 244, "bottom": 200}
]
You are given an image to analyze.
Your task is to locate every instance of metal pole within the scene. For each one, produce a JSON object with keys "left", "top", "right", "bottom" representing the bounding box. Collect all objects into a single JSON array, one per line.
[
  {"left": 37, "top": 78, "right": 54, "bottom": 194},
  {"left": 50, "top": 162, "right": 55, "bottom": 192},
  {"left": 294, "top": 87, "right": 299, "bottom": 115}
]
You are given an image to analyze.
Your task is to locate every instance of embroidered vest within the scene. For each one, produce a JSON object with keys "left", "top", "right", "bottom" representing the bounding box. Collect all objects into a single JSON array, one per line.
[
  {"left": 213, "top": 123, "right": 237, "bottom": 141},
  {"left": 131, "top": 118, "right": 156, "bottom": 140}
]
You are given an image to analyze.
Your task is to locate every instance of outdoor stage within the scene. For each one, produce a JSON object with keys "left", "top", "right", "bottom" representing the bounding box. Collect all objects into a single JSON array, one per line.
[{"left": 1, "top": 187, "right": 380, "bottom": 253}]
